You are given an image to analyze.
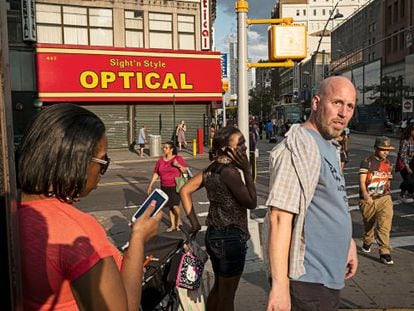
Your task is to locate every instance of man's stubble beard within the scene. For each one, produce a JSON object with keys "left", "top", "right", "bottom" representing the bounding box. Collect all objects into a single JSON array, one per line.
[{"left": 315, "top": 109, "right": 345, "bottom": 140}]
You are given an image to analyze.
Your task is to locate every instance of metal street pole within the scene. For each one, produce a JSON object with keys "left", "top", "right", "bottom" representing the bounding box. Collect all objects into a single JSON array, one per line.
[
  {"left": 222, "top": 94, "right": 227, "bottom": 127},
  {"left": 236, "top": 0, "right": 249, "bottom": 150},
  {"left": 322, "top": 49, "right": 326, "bottom": 79},
  {"left": 172, "top": 95, "right": 176, "bottom": 146}
]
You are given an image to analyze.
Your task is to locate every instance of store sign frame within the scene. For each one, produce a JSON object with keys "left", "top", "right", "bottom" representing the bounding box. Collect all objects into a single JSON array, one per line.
[
  {"left": 35, "top": 44, "right": 222, "bottom": 102},
  {"left": 201, "top": 0, "right": 210, "bottom": 50}
]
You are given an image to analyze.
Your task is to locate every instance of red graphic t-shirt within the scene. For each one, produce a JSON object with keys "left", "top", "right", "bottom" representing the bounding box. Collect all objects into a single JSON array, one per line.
[{"left": 359, "top": 155, "right": 393, "bottom": 198}]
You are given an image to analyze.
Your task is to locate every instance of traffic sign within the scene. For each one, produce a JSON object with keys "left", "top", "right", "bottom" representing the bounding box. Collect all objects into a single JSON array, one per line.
[{"left": 402, "top": 98, "right": 413, "bottom": 113}]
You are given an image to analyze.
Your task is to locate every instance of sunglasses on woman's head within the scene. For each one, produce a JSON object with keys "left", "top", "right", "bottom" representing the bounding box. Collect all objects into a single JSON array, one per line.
[{"left": 91, "top": 154, "right": 110, "bottom": 175}]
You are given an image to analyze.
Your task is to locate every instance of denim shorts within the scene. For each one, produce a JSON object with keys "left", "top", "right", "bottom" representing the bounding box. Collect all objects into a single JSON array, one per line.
[{"left": 205, "top": 227, "right": 248, "bottom": 277}]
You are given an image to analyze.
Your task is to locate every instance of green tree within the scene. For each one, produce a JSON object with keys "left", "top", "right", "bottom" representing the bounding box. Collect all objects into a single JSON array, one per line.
[{"left": 249, "top": 87, "right": 275, "bottom": 120}]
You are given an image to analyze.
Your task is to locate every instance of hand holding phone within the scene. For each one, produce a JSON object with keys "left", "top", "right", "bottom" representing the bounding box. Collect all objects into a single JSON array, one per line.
[
  {"left": 130, "top": 203, "right": 163, "bottom": 243},
  {"left": 225, "top": 146, "right": 249, "bottom": 171},
  {"left": 132, "top": 188, "right": 169, "bottom": 222}
]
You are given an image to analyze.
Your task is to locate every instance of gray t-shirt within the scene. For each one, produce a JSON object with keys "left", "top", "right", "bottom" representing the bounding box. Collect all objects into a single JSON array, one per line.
[{"left": 296, "top": 129, "right": 352, "bottom": 289}]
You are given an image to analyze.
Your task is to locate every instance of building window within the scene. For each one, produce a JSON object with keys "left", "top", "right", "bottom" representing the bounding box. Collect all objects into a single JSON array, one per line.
[
  {"left": 149, "top": 12, "right": 172, "bottom": 49},
  {"left": 400, "top": 31, "right": 405, "bottom": 49},
  {"left": 36, "top": 4, "right": 113, "bottom": 46},
  {"left": 322, "top": 9, "right": 326, "bottom": 15},
  {"left": 296, "top": 9, "right": 300, "bottom": 16},
  {"left": 386, "top": 5, "right": 392, "bottom": 24},
  {"left": 393, "top": 33, "right": 398, "bottom": 51},
  {"left": 303, "top": 9, "right": 306, "bottom": 16},
  {"left": 125, "top": 10, "right": 144, "bottom": 48},
  {"left": 313, "top": 9, "right": 317, "bottom": 16},
  {"left": 372, "top": 52, "right": 375, "bottom": 60},
  {"left": 393, "top": 2, "right": 398, "bottom": 22},
  {"left": 178, "top": 15, "right": 195, "bottom": 50},
  {"left": 36, "top": 4, "right": 62, "bottom": 43},
  {"left": 400, "top": 0, "right": 405, "bottom": 17},
  {"left": 89, "top": 8, "right": 113, "bottom": 46},
  {"left": 63, "top": 7, "right": 87, "bottom": 45},
  {"left": 386, "top": 38, "right": 391, "bottom": 53}
]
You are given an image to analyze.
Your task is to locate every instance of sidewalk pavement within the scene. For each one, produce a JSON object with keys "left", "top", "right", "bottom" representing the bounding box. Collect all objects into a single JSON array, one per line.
[
  {"left": 90, "top": 147, "right": 414, "bottom": 310},
  {"left": 109, "top": 145, "right": 209, "bottom": 164}
]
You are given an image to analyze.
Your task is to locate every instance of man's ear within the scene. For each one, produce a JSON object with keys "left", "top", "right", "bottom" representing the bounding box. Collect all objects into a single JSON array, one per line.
[{"left": 312, "top": 95, "right": 320, "bottom": 112}]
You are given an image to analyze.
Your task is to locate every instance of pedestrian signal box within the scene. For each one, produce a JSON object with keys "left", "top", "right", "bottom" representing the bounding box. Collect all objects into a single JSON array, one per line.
[
  {"left": 268, "top": 24, "right": 307, "bottom": 61},
  {"left": 222, "top": 79, "right": 229, "bottom": 94}
]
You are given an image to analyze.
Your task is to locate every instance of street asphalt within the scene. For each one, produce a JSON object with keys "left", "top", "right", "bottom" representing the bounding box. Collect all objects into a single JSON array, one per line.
[{"left": 86, "top": 132, "right": 414, "bottom": 310}]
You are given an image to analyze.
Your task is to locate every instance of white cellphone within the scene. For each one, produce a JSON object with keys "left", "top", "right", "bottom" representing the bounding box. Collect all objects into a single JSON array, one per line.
[{"left": 131, "top": 188, "right": 169, "bottom": 222}]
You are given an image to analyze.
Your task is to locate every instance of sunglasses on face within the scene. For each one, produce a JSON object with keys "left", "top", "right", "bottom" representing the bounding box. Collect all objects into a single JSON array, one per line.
[{"left": 91, "top": 154, "right": 110, "bottom": 175}]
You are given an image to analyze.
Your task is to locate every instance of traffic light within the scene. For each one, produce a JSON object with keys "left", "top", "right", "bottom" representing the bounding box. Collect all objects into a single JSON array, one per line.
[
  {"left": 268, "top": 24, "right": 307, "bottom": 62},
  {"left": 222, "top": 79, "right": 229, "bottom": 94}
]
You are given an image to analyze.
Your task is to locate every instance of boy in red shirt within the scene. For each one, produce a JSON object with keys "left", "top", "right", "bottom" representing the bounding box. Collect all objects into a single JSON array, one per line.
[{"left": 359, "top": 136, "right": 394, "bottom": 265}]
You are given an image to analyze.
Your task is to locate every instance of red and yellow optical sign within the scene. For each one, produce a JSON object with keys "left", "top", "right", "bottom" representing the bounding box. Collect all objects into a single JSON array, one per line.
[{"left": 35, "top": 44, "right": 223, "bottom": 102}]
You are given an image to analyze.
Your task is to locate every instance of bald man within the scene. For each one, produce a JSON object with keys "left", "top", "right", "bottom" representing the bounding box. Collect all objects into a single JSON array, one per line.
[{"left": 266, "top": 77, "right": 359, "bottom": 311}]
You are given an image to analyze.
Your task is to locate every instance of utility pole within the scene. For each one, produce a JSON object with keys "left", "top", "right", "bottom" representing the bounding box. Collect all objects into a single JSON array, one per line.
[
  {"left": 236, "top": 0, "right": 249, "bottom": 150},
  {"left": 0, "top": 1, "right": 23, "bottom": 309}
]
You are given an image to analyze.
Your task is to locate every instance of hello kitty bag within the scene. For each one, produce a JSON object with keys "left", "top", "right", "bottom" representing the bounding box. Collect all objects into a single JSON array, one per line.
[{"left": 175, "top": 247, "right": 204, "bottom": 290}]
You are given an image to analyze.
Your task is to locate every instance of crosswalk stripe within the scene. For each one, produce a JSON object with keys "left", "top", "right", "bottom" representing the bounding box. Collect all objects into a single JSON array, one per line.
[
  {"left": 349, "top": 198, "right": 404, "bottom": 211},
  {"left": 346, "top": 184, "right": 359, "bottom": 189}
]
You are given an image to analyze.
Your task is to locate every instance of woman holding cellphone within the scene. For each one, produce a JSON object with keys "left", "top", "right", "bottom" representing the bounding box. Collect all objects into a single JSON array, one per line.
[
  {"left": 147, "top": 141, "right": 188, "bottom": 232},
  {"left": 17, "top": 103, "right": 162, "bottom": 311},
  {"left": 180, "top": 126, "right": 257, "bottom": 311}
]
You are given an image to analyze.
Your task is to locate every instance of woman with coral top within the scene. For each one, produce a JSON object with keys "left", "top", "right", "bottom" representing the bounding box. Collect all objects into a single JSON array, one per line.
[{"left": 17, "top": 103, "right": 162, "bottom": 310}]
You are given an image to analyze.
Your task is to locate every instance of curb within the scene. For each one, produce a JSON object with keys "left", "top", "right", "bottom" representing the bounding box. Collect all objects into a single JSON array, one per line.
[{"left": 112, "top": 152, "right": 209, "bottom": 165}]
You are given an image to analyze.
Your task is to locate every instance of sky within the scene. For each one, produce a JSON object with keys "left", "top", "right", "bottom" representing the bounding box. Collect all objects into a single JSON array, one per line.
[{"left": 214, "top": 0, "right": 277, "bottom": 62}]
